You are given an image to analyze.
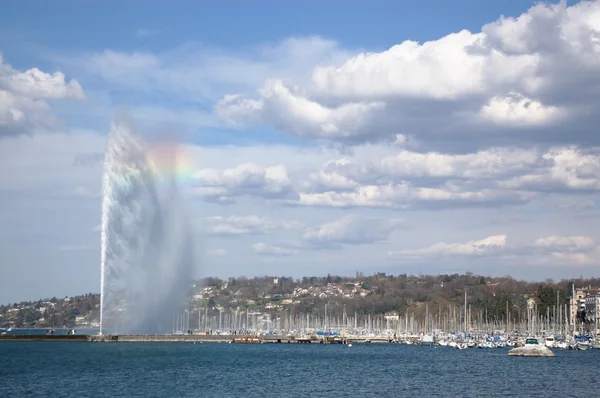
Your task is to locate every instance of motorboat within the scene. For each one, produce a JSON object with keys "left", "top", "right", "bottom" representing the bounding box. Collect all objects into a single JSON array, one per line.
[
  {"left": 418, "top": 334, "right": 434, "bottom": 346},
  {"left": 508, "top": 337, "right": 556, "bottom": 357},
  {"left": 576, "top": 341, "right": 591, "bottom": 351}
]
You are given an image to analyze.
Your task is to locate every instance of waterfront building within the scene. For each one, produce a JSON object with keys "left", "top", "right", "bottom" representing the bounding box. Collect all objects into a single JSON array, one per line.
[{"left": 569, "top": 285, "right": 600, "bottom": 326}]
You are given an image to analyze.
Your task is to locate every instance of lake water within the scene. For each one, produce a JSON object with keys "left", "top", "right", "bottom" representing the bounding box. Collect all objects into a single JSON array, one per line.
[{"left": 1, "top": 342, "right": 598, "bottom": 397}]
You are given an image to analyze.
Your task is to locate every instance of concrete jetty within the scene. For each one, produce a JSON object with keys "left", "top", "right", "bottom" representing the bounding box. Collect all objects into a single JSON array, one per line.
[
  {"left": 0, "top": 335, "right": 89, "bottom": 342},
  {"left": 87, "top": 334, "right": 352, "bottom": 344},
  {"left": 0, "top": 333, "right": 397, "bottom": 344}
]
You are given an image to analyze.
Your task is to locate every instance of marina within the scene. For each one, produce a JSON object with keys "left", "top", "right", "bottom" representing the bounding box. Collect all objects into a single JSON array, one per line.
[{"left": 1, "top": 330, "right": 598, "bottom": 352}]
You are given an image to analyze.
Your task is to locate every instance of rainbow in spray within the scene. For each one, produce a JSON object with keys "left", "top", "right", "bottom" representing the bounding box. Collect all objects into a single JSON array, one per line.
[{"left": 99, "top": 114, "right": 194, "bottom": 335}]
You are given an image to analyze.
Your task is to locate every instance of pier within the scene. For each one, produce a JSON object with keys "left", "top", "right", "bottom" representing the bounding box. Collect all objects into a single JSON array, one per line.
[
  {"left": 0, "top": 334, "right": 89, "bottom": 342},
  {"left": 0, "top": 333, "right": 387, "bottom": 344},
  {"left": 87, "top": 334, "right": 352, "bottom": 344}
]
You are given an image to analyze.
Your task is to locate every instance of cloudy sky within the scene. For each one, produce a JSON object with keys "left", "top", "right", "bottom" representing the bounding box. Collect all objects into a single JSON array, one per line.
[{"left": 1, "top": 0, "right": 600, "bottom": 303}]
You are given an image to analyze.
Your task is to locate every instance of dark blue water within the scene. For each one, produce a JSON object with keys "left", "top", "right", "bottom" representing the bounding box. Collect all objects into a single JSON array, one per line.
[{"left": 1, "top": 343, "right": 598, "bottom": 397}]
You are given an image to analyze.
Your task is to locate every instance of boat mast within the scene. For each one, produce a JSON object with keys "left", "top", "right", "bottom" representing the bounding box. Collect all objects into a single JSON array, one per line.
[
  {"left": 595, "top": 292, "right": 598, "bottom": 339},
  {"left": 464, "top": 289, "right": 467, "bottom": 335},
  {"left": 572, "top": 283, "right": 576, "bottom": 337}
]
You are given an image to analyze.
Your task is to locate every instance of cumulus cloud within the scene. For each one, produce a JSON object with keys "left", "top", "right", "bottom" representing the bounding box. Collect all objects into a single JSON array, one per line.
[
  {"left": 518, "top": 235, "right": 600, "bottom": 266},
  {"left": 531, "top": 235, "right": 595, "bottom": 249},
  {"left": 301, "top": 215, "right": 405, "bottom": 249},
  {"left": 294, "top": 184, "right": 534, "bottom": 210},
  {"left": 0, "top": 55, "right": 85, "bottom": 136},
  {"left": 192, "top": 163, "right": 298, "bottom": 204},
  {"left": 215, "top": 1, "right": 600, "bottom": 149},
  {"left": 215, "top": 79, "right": 385, "bottom": 141},
  {"left": 185, "top": 141, "right": 600, "bottom": 211},
  {"left": 390, "top": 234, "right": 600, "bottom": 267},
  {"left": 203, "top": 215, "right": 302, "bottom": 235},
  {"left": 191, "top": 149, "right": 552, "bottom": 210},
  {"left": 479, "top": 92, "right": 566, "bottom": 126},
  {"left": 390, "top": 235, "right": 508, "bottom": 258},
  {"left": 251, "top": 242, "right": 298, "bottom": 256},
  {"left": 499, "top": 147, "right": 600, "bottom": 192},
  {"left": 309, "top": 147, "right": 539, "bottom": 187},
  {"left": 291, "top": 144, "right": 600, "bottom": 209},
  {"left": 5, "top": 0, "right": 600, "bottom": 298}
]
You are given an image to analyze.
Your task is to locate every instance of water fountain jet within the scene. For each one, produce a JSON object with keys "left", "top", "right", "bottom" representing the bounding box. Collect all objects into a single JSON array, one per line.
[{"left": 99, "top": 114, "right": 194, "bottom": 335}]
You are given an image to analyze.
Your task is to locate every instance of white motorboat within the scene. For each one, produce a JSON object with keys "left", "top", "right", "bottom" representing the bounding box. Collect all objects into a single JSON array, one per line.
[
  {"left": 508, "top": 337, "right": 556, "bottom": 357},
  {"left": 576, "top": 341, "right": 591, "bottom": 351},
  {"left": 419, "top": 334, "right": 434, "bottom": 346}
]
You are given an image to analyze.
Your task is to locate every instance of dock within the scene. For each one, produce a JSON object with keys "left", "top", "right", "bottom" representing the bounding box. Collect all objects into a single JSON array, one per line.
[
  {"left": 87, "top": 334, "right": 351, "bottom": 344},
  {"left": 0, "top": 334, "right": 397, "bottom": 344},
  {"left": 0, "top": 334, "right": 89, "bottom": 342}
]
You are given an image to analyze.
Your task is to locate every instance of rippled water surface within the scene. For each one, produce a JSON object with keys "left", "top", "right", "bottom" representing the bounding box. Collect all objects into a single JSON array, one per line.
[{"left": 1, "top": 342, "right": 598, "bottom": 397}]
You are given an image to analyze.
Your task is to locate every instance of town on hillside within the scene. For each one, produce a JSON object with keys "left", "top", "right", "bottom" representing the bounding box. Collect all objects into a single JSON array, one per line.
[{"left": 1, "top": 273, "right": 599, "bottom": 336}]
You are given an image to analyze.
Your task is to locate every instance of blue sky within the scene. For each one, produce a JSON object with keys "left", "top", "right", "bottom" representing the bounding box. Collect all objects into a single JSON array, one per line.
[
  {"left": 1, "top": 0, "right": 600, "bottom": 304},
  {"left": 2, "top": 1, "right": 541, "bottom": 52}
]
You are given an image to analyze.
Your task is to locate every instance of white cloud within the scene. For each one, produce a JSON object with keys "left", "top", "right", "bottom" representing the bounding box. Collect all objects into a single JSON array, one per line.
[
  {"left": 324, "top": 147, "right": 540, "bottom": 182},
  {"left": 479, "top": 92, "right": 566, "bottom": 126},
  {"left": 251, "top": 242, "right": 298, "bottom": 256},
  {"left": 215, "top": 1, "right": 600, "bottom": 149},
  {"left": 390, "top": 235, "right": 508, "bottom": 258},
  {"left": 0, "top": 90, "right": 54, "bottom": 129},
  {"left": 389, "top": 233, "right": 600, "bottom": 267},
  {"left": 531, "top": 235, "right": 595, "bottom": 249},
  {"left": 304, "top": 168, "right": 359, "bottom": 192},
  {"left": 294, "top": 184, "right": 534, "bottom": 209},
  {"left": 292, "top": 144, "right": 600, "bottom": 209},
  {"left": 311, "top": 29, "right": 488, "bottom": 100},
  {"left": 301, "top": 215, "right": 404, "bottom": 249},
  {"left": 523, "top": 235, "right": 599, "bottom": 266},
  {"left": 2, "top": 123, "right": 600, "bottom": 304},
  {"left": 0, "top": 55, "right": 85, "bottom": 136},
  {"left": 203, "top": 215, "right": 302, "bottom": 235},
  {"left": 4, "top": 66, "right": 84, "bottom": 100},
  {"left": 500, "top": 147, "right": 600, "bottom": 191},
  {"left": 5, "top": 0, "right": 600, "bottom": 304},
  {"left": 192, "top": 163, "right": 297, "bottom": 203},
  {"left": 215, "top": 79, "right": 385, "bottom": 140}
]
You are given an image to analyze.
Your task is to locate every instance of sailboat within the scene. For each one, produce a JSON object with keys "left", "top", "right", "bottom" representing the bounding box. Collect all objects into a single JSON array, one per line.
[{"left": 419, "top": 305, "right": 434, "bottom": 346}]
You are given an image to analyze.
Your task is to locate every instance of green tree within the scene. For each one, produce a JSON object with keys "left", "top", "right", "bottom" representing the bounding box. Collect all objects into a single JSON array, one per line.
[{"left": 535, "top": 284, "right": 562, "bottom": 315}]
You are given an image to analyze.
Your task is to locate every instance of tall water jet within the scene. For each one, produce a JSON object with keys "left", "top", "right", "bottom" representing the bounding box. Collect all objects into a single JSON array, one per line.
[{"left": 99, "top": 114, "right": 194, "bottom": 335}]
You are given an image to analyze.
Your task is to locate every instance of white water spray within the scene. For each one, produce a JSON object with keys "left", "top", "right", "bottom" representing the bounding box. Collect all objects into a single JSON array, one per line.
[{"left": 99, "top": 114, "right": 194, "bottom": 335}]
